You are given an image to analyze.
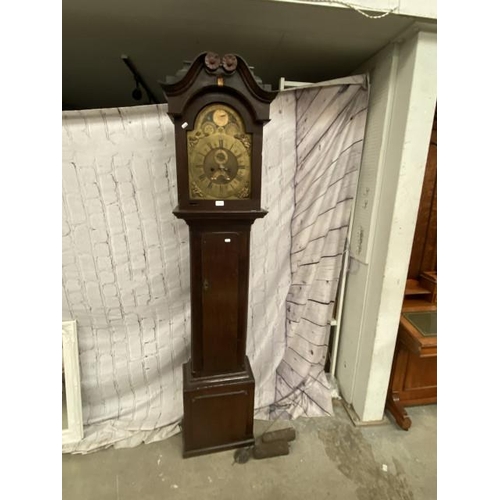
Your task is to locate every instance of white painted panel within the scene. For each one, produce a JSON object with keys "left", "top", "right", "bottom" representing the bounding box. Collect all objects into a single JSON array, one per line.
[
  {"left": 335, "top": 44, "right": 397, "bottom": 402},
  {"left": 399, "top": 0, "right": 436, "bottom": 19},
  {"left": 62, "top": 320, "right": 84, "bottom": 447},
  {"left": 349, "top": 44, "right": 399, "bottom": 264},
  {"left": 354, "top": 31, "right": 437, "bottom": 421},
  {"left": 336, "top": 29, "right": 436, "bottom": 421},
  {"left": 267, "top": 0, "right": 436, "bottom": 19}
]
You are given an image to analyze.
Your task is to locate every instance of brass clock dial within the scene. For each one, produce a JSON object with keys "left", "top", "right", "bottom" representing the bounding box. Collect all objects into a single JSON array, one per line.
[{"left": 187, "top": 104, "right": 252, "bottom": 200}]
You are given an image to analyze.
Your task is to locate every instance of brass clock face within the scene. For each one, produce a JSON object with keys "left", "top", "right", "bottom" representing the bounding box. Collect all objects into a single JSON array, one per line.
[{"left": 187, "top": 103, "right": 252, "bottom": 200}]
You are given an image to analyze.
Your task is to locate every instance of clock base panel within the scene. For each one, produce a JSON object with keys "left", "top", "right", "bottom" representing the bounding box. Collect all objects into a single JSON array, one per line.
[{"left": 182, "top": 357, "right": 255, "bottom": 458}]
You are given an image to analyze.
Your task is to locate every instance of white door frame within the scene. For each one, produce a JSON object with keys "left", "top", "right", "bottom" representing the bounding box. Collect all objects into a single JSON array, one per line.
[{"left": 62, "top": 320, "right": 84, "bottom": 446}]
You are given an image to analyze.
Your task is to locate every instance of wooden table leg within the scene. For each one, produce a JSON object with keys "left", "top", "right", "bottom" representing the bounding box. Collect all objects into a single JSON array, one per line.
[
  {"left": 386, "top": 391, "right": 412, "bottom": 430},
  {"left": 385, "top": 343, "right": 412, "bottom": 430}
]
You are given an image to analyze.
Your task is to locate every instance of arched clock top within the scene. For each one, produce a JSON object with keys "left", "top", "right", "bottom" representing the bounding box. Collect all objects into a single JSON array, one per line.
[
  {"left": 159, "top": 52, "right": 277, "bottom": 123},
  {"left": 159, "top": 52, "right": 276, "bottom": 212},
  {"left": 182, "top": 92, "right": 260, "bottom": 135}
]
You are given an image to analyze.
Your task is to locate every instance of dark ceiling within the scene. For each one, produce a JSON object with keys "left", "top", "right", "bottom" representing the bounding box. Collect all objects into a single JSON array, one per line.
[{"left": 62, "top": 0, "right": 416, "bottom": 110}]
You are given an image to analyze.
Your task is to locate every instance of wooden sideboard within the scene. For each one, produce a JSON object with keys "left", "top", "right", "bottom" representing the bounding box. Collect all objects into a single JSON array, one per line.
[
  {"left": 385, "top": 111, "right": 437, "bottom": 430},
  {"left": 386, "top": 300, "right": 437, "bottom": 430}
]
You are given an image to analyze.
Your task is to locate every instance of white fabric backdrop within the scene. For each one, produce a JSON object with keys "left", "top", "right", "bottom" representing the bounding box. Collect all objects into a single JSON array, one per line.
[
  {"left": 62, "top": 76, "right": 368, "bottom": 453},
  {"left": 274, "top": 81, "right": 369, "bottom": 419}
]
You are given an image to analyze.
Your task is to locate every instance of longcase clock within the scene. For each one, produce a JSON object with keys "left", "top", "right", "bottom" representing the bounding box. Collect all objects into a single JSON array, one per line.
[{"left": 159, "top": 52, "right": 276, "bottom": 457}]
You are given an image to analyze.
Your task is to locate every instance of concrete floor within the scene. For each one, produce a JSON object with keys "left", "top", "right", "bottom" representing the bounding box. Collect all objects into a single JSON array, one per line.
[{"left": 62, "top": 401, "right": 436, "bottom": 500}]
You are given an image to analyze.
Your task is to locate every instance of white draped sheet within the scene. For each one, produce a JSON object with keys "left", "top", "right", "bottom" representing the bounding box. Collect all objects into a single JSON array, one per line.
[{"left": 62, "top": 76, "right": 368, "bottom": 453}]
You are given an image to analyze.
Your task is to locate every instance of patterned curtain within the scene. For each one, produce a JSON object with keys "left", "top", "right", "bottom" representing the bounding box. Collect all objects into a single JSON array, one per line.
[
  {"left": 62, "top": 76, "right": 368, "bottom": 452},
  {"left": 273, "top": 81, "right": 369, "bottom": 419}
]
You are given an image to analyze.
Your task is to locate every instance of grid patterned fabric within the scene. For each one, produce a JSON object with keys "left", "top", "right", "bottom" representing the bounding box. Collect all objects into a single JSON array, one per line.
[
  {"left": 274, "top": 82, "right": 369, "bottom": 419},
  {"left": 62, "top": 77, "right": 368, "bottom": 452}
]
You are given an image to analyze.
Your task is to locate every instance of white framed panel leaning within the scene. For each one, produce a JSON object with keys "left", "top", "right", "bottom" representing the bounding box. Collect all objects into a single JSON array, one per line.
[{"left": 62, "top": 320, "right": 84, "bottom": 447}]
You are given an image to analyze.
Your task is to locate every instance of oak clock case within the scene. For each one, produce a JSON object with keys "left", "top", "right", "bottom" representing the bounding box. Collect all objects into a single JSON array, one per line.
[{"left": 159, "top": 52, "right": 276, "bottom": 458}]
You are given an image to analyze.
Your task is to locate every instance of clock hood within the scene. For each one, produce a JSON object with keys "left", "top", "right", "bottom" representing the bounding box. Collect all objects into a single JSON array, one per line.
[{"left": 159, "top": 52, "right": 277, "bottom": 123}]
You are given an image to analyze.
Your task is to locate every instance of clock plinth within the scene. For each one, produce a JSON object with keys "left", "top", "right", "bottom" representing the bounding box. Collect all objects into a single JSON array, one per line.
[
  {"left": 160, "top": 53, "right": 276, "bottom": 457},
  {"left": 182, "top": 358, "right": 255, "bottom": 458}
]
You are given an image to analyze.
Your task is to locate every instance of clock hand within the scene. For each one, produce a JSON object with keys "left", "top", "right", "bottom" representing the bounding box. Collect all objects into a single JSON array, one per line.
[
  {"left": 218, "top": 166, "right": 231, "bottom": 180},
  {"left": 210, "top": 169, "right": 231, "bottom": 181}
]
